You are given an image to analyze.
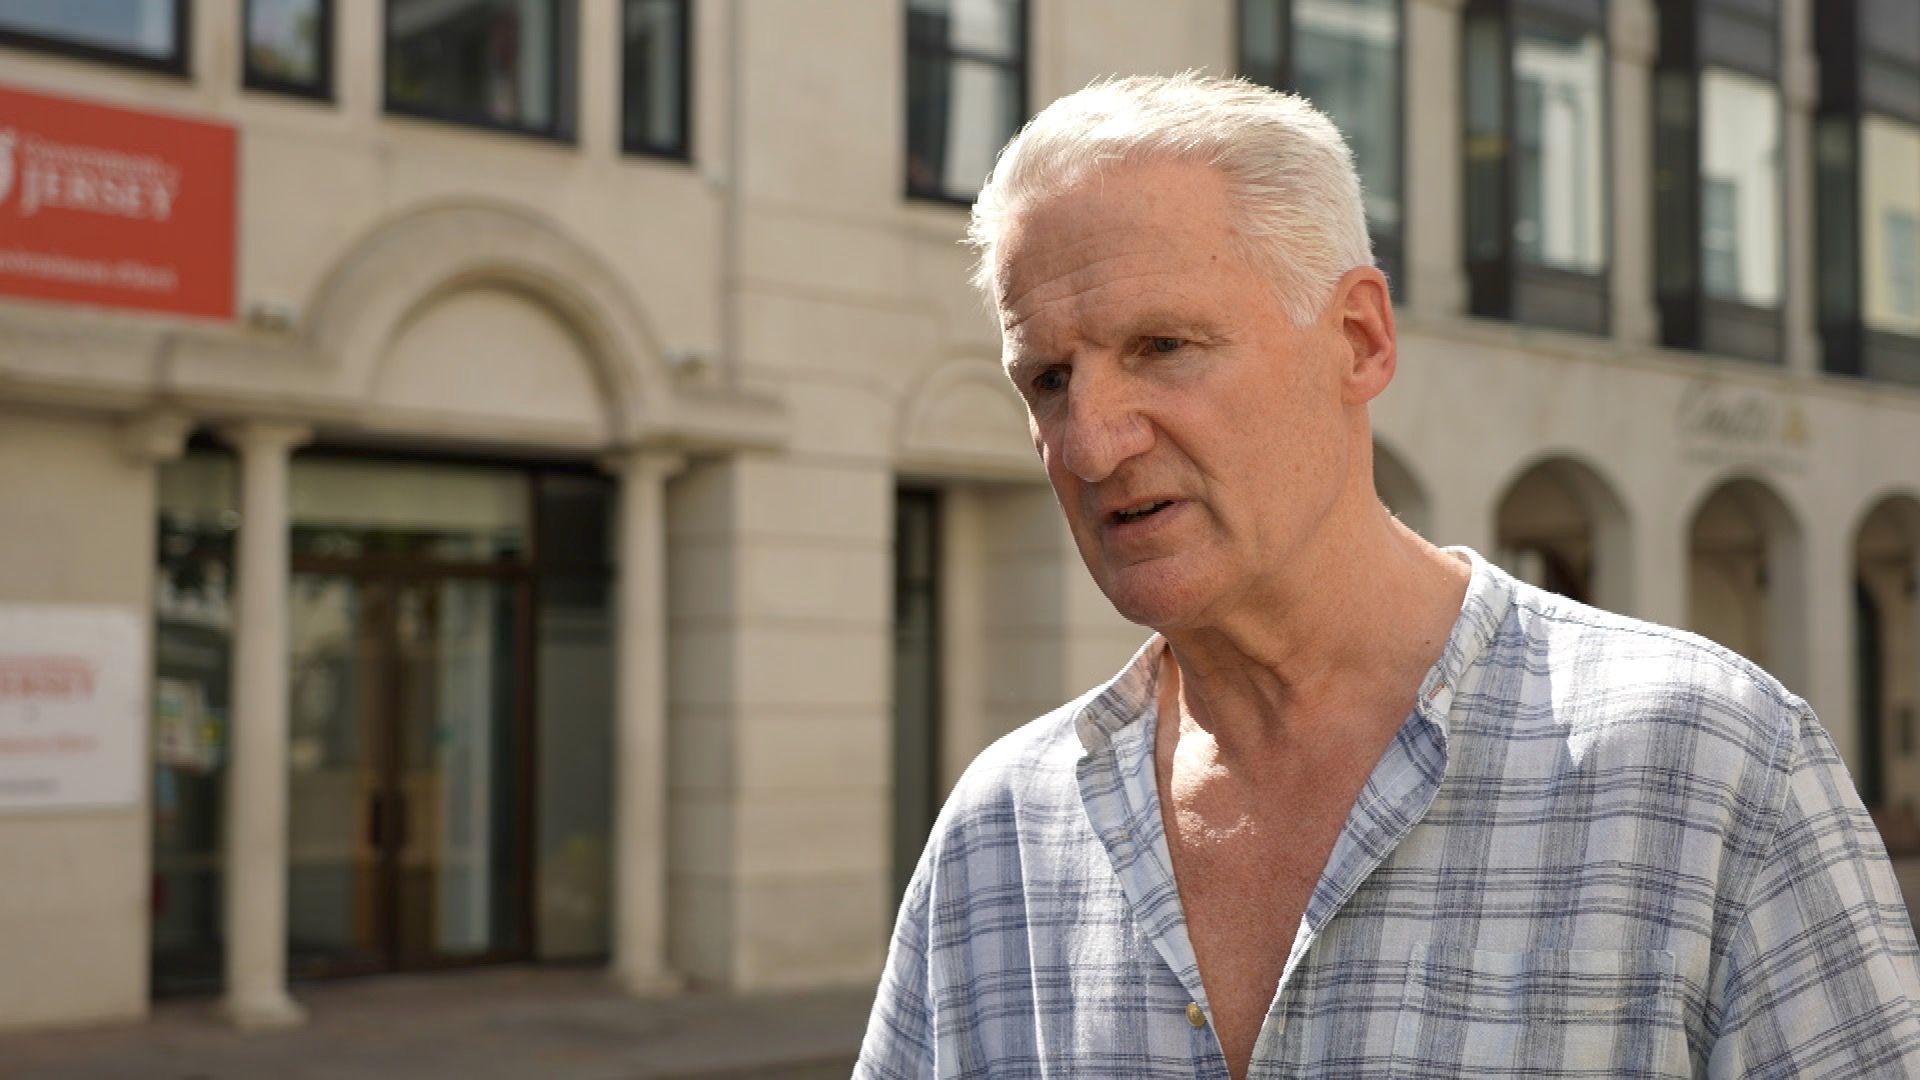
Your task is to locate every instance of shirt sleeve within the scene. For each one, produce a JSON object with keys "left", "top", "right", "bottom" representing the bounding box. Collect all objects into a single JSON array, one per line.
[
  {"left": 1707, "top": 706, "right": 1920, "bottom": 1078},
  {"left": 855, "top": 859, "right": 937, "bottom": 1079}
]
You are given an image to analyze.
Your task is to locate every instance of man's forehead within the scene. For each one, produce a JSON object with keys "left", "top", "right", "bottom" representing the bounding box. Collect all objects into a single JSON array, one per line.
[{"left": 993, "top": 160, "right": 1238, "bottom": 303}]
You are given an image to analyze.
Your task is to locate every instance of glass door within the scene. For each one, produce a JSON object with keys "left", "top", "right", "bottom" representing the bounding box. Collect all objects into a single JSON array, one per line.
[
  {"left": 287, "top": 571, "right": 529, "bottom": 977},
  {"left": 390, "top": 575, "right": 528, "bottom": 967},
  {"left": 288, "top": 572, "right": 387, "bottom": 976}
]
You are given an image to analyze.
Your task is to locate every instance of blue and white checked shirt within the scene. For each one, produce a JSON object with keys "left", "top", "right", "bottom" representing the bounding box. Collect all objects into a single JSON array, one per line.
[{"left": 858, "top": 549, "right": 1920, "bottom": 1077}]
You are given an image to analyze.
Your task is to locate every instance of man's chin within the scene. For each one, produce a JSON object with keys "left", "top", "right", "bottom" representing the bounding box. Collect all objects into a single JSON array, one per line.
[{"left": 1096, "top": 566, "right": 1211, "bottom": 630}]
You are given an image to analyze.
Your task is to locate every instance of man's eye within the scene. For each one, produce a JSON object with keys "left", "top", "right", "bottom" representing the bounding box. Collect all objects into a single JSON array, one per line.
[
  {"left": 1032, "top": 367, "right": 1069, "bottom": 395},
  {"left": 1147, "top": 337, "right": 1183, "bottom": 354}
]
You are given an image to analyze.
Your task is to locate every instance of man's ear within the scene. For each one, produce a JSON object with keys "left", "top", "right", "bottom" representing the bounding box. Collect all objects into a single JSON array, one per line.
[{"left": 1331, "top": 265, "right": 1396, "bottom": 407}]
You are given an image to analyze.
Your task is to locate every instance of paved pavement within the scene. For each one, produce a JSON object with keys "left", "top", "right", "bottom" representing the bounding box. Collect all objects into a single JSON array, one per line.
[{"left": 2, "top": 968, "right": 871, "bottom": 1079}]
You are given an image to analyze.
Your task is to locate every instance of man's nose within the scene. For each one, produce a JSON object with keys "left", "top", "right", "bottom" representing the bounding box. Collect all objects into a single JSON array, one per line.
[{"left": 1057, "top": 368, "right": 1152, "bottom": 483}]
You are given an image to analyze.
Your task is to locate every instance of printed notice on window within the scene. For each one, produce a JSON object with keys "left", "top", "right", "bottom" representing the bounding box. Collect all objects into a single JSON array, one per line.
[{"left": 0, "top": 605, "right": 144, "bottom": 813}]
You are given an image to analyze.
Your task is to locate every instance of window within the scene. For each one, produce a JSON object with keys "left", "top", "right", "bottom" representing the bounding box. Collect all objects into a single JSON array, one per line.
[
  {"left": 386, "top": 0, "right": 576, "bottom": 139},
  {"left": 622, "top": 0, "right": 689, "bottom": 159},
  {"left": 892, "top": 489, "right": 942, "bottom": 905},
  {"left": 1700, "top": 177, "right": 1741, "bottom": 298},
  {"left": 152, "top": 446, "right": 236, "bottom": 996},
  {"left": 1888, "top": 208, "right": 1920, "bottom": 322},
  {"left": 1653, "top": 0, "right": 1783, "bottom": 364},
  {"left": 1238, "top": 0, "right": 1405, "bottom": 296},
  {"left": 905, "top": 0, "right": 1026, "bottom": 203},
  {"left": 1863, "top": 119, "right": 1920, "bottom": 332},
  {"left": 1817, "top": 0, "right": 1920, "bottom": 382},
  {"left": 0, "top": 0, "right": 187, "bottom": 73},
  {"left": 245, "top": 0, "right": 330, "bottom": 98},
  {"left": 1462, "top": 0, "right": 1610, "bottom": 336}
]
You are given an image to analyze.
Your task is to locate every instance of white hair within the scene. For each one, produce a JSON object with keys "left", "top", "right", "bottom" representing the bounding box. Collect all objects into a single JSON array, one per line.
[{"left": 966, "top": 72, "right": 1373, "bottom": 326}]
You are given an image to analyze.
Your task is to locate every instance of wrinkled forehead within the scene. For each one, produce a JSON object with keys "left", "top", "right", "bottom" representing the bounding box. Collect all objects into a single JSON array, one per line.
[{"left": 991, "top": 161, "right": 1248, "bottom": 340}]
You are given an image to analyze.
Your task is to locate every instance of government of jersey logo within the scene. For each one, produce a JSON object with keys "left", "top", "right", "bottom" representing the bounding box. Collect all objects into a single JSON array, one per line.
[{"left": 0, "top": 128, "right": 179, "bottom": 221}]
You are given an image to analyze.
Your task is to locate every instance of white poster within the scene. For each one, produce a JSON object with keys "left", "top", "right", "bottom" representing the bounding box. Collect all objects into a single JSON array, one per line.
[{"left": 0, "top": 604, "right": 145, "bottom": 812}]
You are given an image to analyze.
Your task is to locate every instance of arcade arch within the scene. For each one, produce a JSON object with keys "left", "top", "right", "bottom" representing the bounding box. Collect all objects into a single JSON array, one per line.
[
  {"left": 1493, "top": 456, "right": 1631, "bottom": 612},
  {"left": 1686, "top": 476, "right": 1808, "bottom": 689},
  {"left": 1853, "top": 495, "right": 1920, "bottom": 837}
]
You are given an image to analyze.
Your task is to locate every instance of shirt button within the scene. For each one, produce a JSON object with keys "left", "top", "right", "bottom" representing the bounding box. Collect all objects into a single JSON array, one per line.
[{"left": 1186, "top": 1001, "right": 1206, "bottom": 1028}]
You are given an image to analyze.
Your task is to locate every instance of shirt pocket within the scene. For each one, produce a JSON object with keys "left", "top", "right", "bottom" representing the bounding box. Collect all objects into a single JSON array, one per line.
[{"left": 1390, "top": 945, "right": 1689, "bottom": 1079}]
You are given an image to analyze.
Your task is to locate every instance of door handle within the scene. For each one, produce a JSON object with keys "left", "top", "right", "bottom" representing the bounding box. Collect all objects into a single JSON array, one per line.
[
  {"left": 393, "top": 791, "right": 409, "bottom": 850},
  {"left": 368, "top": 790, "right": 386, "bottom": 848}
]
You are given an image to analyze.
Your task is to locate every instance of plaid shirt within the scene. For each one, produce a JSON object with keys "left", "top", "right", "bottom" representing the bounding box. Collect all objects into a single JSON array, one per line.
[{"left": 858, "top": 549, "right": 1920, "bottom": 1078}]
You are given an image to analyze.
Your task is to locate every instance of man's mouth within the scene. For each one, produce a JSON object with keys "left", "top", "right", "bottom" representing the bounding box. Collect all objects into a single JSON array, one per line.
[{"left": 1110, "top": 499, "right": 1176, "bottom": 525}]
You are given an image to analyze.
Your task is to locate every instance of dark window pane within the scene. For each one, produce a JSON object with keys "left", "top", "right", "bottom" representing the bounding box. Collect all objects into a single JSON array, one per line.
[
  {"left": 152, "top": 451, "right": 238, "bottom": 995},
  {"left": 1700, "top": 69, "right": 1781, "bottom": 305},
  {"left": 535, "top": 574, "right": 612, "bottom": 960},
  {"left": 1238, "top": 0, "right": 1287, "bottom": 90},
  {"left": 1817, "top": 115, "right": 1861, "bottom": 332},
  {"left": 1654, "top": 68, "right": 1697, "bottom": 297},
  {"left": 892, "top": 490, "right": 941, "bottom": 905},
  {"left": 1862, "top": 115, "right": 1920, "bottom": 333},
  {"left": 910, "top": 0, "right": 1019, "bottom": 58},
  {"left": 1513, "top": 20, "right": 1607, "bottom": 274},
  {"left": 388, "top": 0, "right": 558, "bottom": 132},
  {"left": 0, "top": 0, "right": 177, "bottom": 59},
  {"left": 622, "top": 0, "right": 687, "bottom": 155},
  {"left": 907, "top": 53, "right": 1022, "bottom": 198},
  {"left": 1292, "top": 0, "right": 1401, "bottom": 246},
  {"left": 1463, "top": 13, "right": 1508, "bottom": 264},
  {"left": 906, "top": 0, "right": 1023, "bottom": 200},
  {"left": 247, "top": 0, "right": 325, "bottom": 89}
]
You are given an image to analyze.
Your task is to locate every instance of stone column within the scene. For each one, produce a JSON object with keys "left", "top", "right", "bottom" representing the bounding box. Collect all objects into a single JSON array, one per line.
[
  {"left": 1404, "top": 0, "right": 1469, "bottom": 320},
  {"left": 605, "top": 448, "right": 687, "bottom": 995},
  {"left": 1632, "top": 491, "right": 1692, "bottom": 631},
  {"left": 577, "top": 0, "right": 617, "bottom": 159},
  {"left": 1779, "top": 0, "right": 1822, "bottom": 375},
  {"left": 1610, "top": 0, "right": 1661, "bottom": 347},
  {"left": 218, "top": 420, "right": 310, "bottom": 1030},
  {"left": 1804, "top": 523, "right": 1859, "bottom": 770}
]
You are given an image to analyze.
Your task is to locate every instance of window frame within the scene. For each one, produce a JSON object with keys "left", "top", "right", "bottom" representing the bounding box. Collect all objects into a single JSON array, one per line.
[
  {"left": 243, "top": 0, "right": 333, "bottom": 101},
  {"left": 903, "top": 0, "right": 1030, "bottom": 207},
  {"left": 383, "top": 0, "right": 576, "bottom": 143},
  {"left": 619, "top": 0, "right": 693, "bottom": 161},
  {"left": 1235, "top": 0, "right": 1408, "bottom": 300},
  {"left": 1461, "top": 0, "right": 1613, "bottom": 338},
  {"left": 1653, "top": 0, "right": 1784, "bottom": 366},
  {"left": 1816, "top": 0, "right": 1920, "bottom": 384},
  {"left": 0, "top": 1, "right": 191, "bottom": 75}
]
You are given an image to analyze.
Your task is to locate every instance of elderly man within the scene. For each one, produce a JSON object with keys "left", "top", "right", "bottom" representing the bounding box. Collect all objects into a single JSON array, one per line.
[{"left": 858, "top": 75, "right": 1920, "bottom": 1078}]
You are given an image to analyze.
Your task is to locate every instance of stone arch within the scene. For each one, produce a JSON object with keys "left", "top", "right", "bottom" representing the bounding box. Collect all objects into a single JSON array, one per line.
[
  {"left": 1685, "top": 473, "right": 1808, "bottom": 690},
  {"left": 1851, "top": 492, "right": 1920, "bottom": 829},
  {"left": 303, "top": 200, "right": 674, "bottom": 445},
  {"left": 1371, "top": 436, "right": 1431, "bottom": 538},
  {"left": 1492, "top": 453, "right": 1633, "bottom": 613},
  {"left": 896, "top": 358, "right": 1037, "bottom": 480}
]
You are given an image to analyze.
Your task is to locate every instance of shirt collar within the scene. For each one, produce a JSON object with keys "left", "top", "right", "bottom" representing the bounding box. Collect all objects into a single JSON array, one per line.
[{"left": 1071, "top": 546, "right": 1513, "bottom": 755}]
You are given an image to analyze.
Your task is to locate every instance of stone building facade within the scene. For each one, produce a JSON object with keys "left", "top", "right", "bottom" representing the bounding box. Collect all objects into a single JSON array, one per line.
[{"left": 0, "top": 0, "right": 1915, "bottom": 1035}]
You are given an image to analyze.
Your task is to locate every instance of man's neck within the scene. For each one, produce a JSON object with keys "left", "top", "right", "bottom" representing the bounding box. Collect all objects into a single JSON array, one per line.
[{"left": 1156, "top": 509, "right": 1470, "bottom": 768}]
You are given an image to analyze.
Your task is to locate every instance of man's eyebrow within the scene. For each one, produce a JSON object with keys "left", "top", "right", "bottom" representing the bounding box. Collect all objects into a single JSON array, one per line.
[
  {"left": 1115, "top": 306, "right": 1215, "bottom": 336},
  {"left": 1002, "top": 349, "right": 1052, "bottom": 379}
]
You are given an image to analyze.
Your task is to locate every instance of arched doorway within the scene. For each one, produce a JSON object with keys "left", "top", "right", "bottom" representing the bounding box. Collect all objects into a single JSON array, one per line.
[
  {"left": 1853, "top": 496, "right": 1920, "bottom": 849},
  {"left": 1686, "top": 477, "right": 1807, "bottom": 688},
  {"left": 1493, "top": 457, "right": 1631, "bottom": 611}
]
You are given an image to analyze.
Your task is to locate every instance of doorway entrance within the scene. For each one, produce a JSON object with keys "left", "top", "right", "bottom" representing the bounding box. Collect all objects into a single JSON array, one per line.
[
  {"left": 286, "top": 569, "right": 531, "bottom": 976},
  {"left": 152, "top": 450, "right": 619, "bottom": 994}
]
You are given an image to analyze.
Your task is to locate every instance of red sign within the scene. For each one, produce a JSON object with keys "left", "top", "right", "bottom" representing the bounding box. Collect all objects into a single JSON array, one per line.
[{"left": 0, "top": 82, "right": 235, "bottom": 319}]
